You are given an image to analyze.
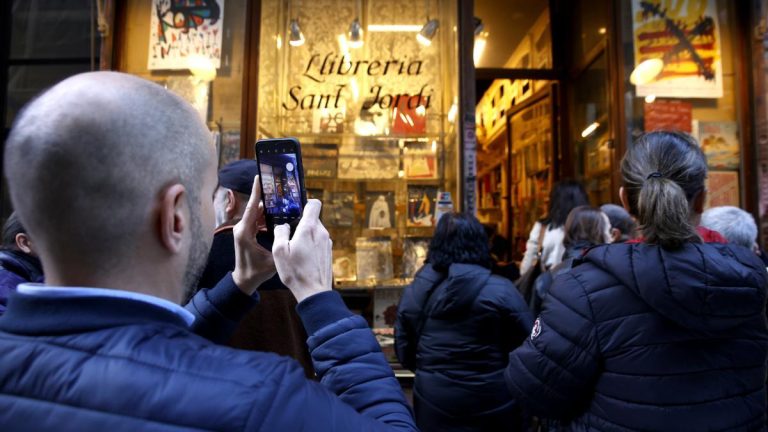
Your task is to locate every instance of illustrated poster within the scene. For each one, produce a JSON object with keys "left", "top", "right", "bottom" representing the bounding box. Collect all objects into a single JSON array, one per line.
[
  {"left": 698, "top": 121, "right": 740, "bottom": 169},
  {"left": 148, "top": 0, "right": 225, "bottom": 70},
  {"left": 407, "top": 186, "right": 437, "bottom": 227},
  {"left": 705, "top": 170, "right": 740, "bottom": 208},
  {"left": 632, "top": 0, "right": 723, "bottom": 98},
  {"left": 365, "top": 192, "right": 396, "bottom": 229},
  {"left": 403, "top": 140, "right": 438, "bottom": 179}
]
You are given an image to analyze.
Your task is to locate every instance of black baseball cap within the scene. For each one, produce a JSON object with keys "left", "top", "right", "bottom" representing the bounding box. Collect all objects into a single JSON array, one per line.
[{"left": 218, "top": 160, "right": 259, "bottom": 195}]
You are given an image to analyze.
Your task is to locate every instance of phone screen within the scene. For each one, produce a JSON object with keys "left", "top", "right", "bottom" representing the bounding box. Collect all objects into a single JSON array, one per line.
[
  {"left": 255, "top": 138, "right": 307, "bottom": 231},
  {"left": 259, "top": 152, "right": 303, "bottom": 220}
]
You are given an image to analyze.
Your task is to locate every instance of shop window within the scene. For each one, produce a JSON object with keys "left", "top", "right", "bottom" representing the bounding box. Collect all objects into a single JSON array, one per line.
[
  {"left": 473, "top": 0, "right": 551, "bottom": 69},
  {"left": 572, "top": 0, "right": 609, "bottom": 61},
  {"left": 256, "top": 0, "right": 460, "bottom": 350},
  {"left": 619, "top": 0, "right": 744, "bottom": 209}
]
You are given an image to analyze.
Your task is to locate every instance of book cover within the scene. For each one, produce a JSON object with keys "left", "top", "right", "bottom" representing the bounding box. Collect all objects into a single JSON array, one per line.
[
  {"left": 365, "top": 192, "right": 396, "bottom": 229},
  {"left": 407, "top": 186, "right": 438, "bottom": 227},
  {"left": 698, "top": 121, "right": 740, "bottom": 169},
  {"left": 356, "top": 237, "right": 394, "bottom": 282},
  {"left": 403, "top": 140, "right": 438, "bottom": 179}
]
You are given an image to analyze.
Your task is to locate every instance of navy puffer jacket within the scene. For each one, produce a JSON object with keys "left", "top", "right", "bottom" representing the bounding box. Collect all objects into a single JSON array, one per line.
[
  {"left": 505, "top": 242, "right": 768, "bottom": 431},
  {"left": 396, "top": 263, "right": 533, "bottom": 431}
]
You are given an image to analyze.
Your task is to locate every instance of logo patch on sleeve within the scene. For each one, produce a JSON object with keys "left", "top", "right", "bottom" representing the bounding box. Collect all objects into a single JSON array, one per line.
[{"left": 531, "top": 317, "right": 542, "bottom": 339}]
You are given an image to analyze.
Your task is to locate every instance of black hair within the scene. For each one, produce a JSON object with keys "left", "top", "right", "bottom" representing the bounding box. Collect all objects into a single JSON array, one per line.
[
  {"left": 621, "top": 131, "right": 707, "bottom": 249},
  {"left": 2, "top": 212, "right": 25, "bottom": 250},
  {"left": 541, "top": 180, "right": 590, "bottom": 228},
  {"left": 427, "top": 212, "right": 492, "bottom": 272}
]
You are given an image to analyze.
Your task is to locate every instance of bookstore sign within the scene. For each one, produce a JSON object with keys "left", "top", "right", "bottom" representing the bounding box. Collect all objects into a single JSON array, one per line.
[{"left": 282, "top": 52, "right": 435, "bottom": 113}]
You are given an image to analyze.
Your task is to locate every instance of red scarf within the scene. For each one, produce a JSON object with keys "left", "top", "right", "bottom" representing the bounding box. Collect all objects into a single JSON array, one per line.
[{"left": 626, "top": 226, "right": 727, "bottom": 244}]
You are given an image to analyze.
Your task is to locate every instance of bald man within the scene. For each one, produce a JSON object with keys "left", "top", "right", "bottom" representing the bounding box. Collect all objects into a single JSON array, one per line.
[{"left": 0, "top": 72, "right": 415, "bottom": 431}]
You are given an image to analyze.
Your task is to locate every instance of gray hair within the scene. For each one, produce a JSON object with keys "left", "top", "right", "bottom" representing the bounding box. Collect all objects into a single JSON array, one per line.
[
  {"left": 620, "top": 131, "right": 707, "bottom": 249},
  {"left": 600, "top": 203, "right": 637, "bottom": 241},
  {"left": 701, "top": 206, "right": 757, "bottom": 249},
  {"left": 4, "top": 72, "right": 213, "bottom": 270}
]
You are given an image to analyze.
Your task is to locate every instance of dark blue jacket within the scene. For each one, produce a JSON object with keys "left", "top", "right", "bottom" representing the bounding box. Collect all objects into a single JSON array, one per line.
[
  {"left": 0, "top": 276, "right": 416, "bottom": 431},
  {"left": 0, "top": 250, "right": 43, "bottom": 315},
  {"left": 395, "top": 263, "right": 533, "bottom": 431},
  {"left": 506, "top": 242, "right": 768, "bottom": 431}
]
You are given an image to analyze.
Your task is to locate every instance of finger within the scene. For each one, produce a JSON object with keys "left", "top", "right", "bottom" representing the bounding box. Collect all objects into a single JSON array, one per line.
[
  {"left": 272, "top": 224, "right": 291, "bottom": 262},
  {"left": 240, "top": 175, "right": 262, "bottom": 230},
  {"left": 294, "top": 199, "right": 322, "bottom": 237}
]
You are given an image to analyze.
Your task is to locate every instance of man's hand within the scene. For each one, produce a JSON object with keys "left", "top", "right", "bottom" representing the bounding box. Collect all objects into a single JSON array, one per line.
[
  {"left": 273, "top": 199, "right": 332, "bottom": 303},
  {"left": 232, "top": 175, "right": 276, "bottom": 295}
]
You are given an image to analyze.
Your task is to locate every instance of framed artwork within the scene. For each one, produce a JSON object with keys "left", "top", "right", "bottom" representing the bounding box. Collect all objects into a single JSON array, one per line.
[
  {"left": 698, "top": 121, "right": 740, "bottom": 169},
  {"left": 328, "top": 192, "right": 355, "bottom": 227},
  {"left": 403, "top": 140, "right": 438, "bottom": 179},
  {"left": 373, "top": 287, "right": 404, "bottom": 328},
  {"left": 365, "top": 192, "right": 396, "bottom": 229},
  {"left": 148, "top": 0, "right": 225, "bottom": 70}
]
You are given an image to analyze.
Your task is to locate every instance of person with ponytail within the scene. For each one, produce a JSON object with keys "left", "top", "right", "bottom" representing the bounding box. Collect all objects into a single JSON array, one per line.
[{"left": 504, "top": 131, "right": 768, "bottom": 431}]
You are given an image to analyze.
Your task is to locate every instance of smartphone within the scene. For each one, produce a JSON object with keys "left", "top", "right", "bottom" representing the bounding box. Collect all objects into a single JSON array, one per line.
[{"left": 255, "top": 138, "right": 308, "bottom": 233}]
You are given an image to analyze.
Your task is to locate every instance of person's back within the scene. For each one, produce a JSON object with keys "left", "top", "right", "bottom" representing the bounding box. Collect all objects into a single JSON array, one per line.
[
  {"left": 396, "top": 213, "right": 533, "bottom": 431},
  {"left": 505, "top": 131, "right": 768, "bottom": 430},
  {"left": 0, "top": 71, "right": 416, "bottom": 431}
]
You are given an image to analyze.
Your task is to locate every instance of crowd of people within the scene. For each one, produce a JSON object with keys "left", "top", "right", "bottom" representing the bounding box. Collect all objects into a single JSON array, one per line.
[{"left": 0, "top": 72, "right": 766, "bottom": 431}]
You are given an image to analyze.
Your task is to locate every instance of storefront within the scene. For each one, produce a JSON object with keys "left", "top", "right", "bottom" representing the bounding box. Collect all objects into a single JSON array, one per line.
[{"left": 473, "top": 0, "right": 764, "bottom": 261}]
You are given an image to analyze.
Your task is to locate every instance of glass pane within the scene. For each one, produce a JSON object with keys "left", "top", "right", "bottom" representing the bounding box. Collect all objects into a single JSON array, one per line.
[
  {"left": 619, "top": 0, "right": 742, "bottom": 209},
  {"left": 475, "top": 79, "right": 554, "bottom": 261},
  {"left": 5, "top": 64, "right": 92, "bottom": 127},
  {"left": 473, "top": 0, "right": 551, "bottom": 69},
  {"left": 115, "top": 0, "right": 248, "bottom": 168},
  {"left": 11, "top": 0, "right": 93, "bottom": 60},
  {"left": 573, "top": 0, "right": 609, "bottom": 60},
  {"left": 571, "top": 52, "right": 611, "bottom": 204},
  {"left": 257, "top": 0, "right": 460, "bottom": 295}
]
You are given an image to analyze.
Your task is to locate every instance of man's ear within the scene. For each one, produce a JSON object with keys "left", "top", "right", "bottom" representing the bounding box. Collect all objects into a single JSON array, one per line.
[
  {"left": 611, "top": 228, "right": 622, "bottom": 243},
  {"left": 15, "top": 233, "right": 33, "bottom": 255},
  {"left": 226, "top": 189, "right": 237, "bottom": 213},
  {"left": 619, "top": 187, "right": 631, "bottom": 213},
  {"left": 159, "top": 184, "right": 187, "bottom": 254}
]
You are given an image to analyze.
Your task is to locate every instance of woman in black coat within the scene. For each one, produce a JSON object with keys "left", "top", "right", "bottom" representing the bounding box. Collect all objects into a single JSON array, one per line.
[
  {"left": 395, "top": 213, "right": 533, "bottom": 432},
  {"left": 505, "top": 131, "right": 768, "bottom": 430}
]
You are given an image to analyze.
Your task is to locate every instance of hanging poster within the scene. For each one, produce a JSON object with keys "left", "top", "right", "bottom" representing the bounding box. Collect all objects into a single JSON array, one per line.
[
  {"left": 148, "top": 0, "right": 225, "bottom": 70},
  {"left": 697, "top": 121, "right": 740, "bottom": 169},
  {"left": 643, "top": 99, "right": 693, "bottom": 132},
  {"left": 632, "top": 0, "right": 723, "bottom": 98},
  {"left": 705, "top": 170, "right": 740, "bottom": 208}
]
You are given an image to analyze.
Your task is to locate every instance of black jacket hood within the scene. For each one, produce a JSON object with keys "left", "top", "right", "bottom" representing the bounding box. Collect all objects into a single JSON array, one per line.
[
  {"left": 582, "top": 242, "right": 767, "bottom": 331},
  {"left": 420, "top": 263, "right": 492, "bottom": 318}
]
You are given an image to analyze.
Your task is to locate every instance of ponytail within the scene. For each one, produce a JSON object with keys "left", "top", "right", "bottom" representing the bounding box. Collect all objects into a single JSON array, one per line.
[
  {"left": 637, "top": 176, "right": 700, "bottom": 249},
  {"left": 620, "top": 131, "right": 707, "bottom": 249}
]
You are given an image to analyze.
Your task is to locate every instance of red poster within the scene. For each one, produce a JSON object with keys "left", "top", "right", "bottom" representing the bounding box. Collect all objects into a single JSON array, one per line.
[
  {"left": 705, "top": 170, "right": 740, "bottom": 208},
  {"left": 643, "top": 100, "right": 693, "bottom": 133}
]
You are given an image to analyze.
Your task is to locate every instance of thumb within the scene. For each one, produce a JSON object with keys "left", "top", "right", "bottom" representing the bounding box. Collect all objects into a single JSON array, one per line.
[{"left": 272, "top": 223, "right": 291, "bottom": 262}]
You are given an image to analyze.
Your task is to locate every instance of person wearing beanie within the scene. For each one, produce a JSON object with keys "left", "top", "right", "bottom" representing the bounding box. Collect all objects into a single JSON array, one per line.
[{"left": 195, "top": 159, "right": 314, "bottom": 376}]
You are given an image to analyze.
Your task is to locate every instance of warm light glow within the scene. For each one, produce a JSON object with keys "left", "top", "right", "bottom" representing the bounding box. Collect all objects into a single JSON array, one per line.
[
  {"left": 289, "top": 34, "right": 305, "bottom": 47},
  {"left": 398, "top": 169, "right": 405, "bottom": 178},
  {"left": 447, "top": 99, "right": 458, "bottom": 124},
  {"left": 581, "top": 122, "right": 600, "bottom": 138},
  {"left": 415, "top": 105, "right": 426, "bottom": 116},
  {"left": 276, "top": 34, "right": 282, "bottom": 49},
  {"left": 416, "top": 33, "right": 432, "bottom": 46},
  {"left": 350, "top": 77, "right": 360, "bottom": 101},
  {"left": 348, "top": 18, "right": 364, "bottom": 48},
  {"left": 630, "top": 58, "right": 664, "bottom": 85},
  {"left": 188, "top": 54, "right": 216, "bottom": 82},
  {"left": 598, "top": 27, "right": 607, "bottom": 35},
  {"left": 337, "top": 34, "right": 349, "bottom": 52},
  {"left": 644, "top": 94, "right": 656, "bottom": 103},
  {"left": 473, "top": 32, "right": 488, "bottom": 66},
  {"left": 431, "top": 140, "right": 437, "bottom": 152},
  {"left": 367, "top": 24, "right": 421, "bottom": 32},
  {"left": 349, "top": 37, "right": 364, "bottom": 49}
]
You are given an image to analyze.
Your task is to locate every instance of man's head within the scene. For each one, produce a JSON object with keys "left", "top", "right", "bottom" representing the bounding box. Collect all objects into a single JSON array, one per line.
[
  {"left": 1, "top": 212, "right": 35, "bottom": 256},
  {"left": 214, "top": 160, "right": 259, "bottom": 227},
  {"left": 4, "top": 72, "right": 217, "bottom": 302},
  {"left": 600, "top": 204, "right": 637, "bottom": 243},
  {"left": 701, "top": 206, "right": 758, "bottom": 250}
]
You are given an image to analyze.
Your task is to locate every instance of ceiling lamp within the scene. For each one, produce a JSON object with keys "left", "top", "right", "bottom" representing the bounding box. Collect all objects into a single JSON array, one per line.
[
  {"left": 630, "top": 58, "right": 664, "bottom": 85},
  {"left": 289, "top": 19, "right": 305, "bottom": 47},
  {"left": 348, "top": 18, "right": 363, "bottom": 48},
  {"left": 417, "top": 19, "right": 439, "bottom": 46}
]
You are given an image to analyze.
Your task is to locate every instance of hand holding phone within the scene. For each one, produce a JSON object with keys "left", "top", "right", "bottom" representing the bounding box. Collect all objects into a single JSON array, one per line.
[
  {"left": 255, "top": 138, "right": 308, "bottom": 234},
  {"left": 272, "top": 199, "right": 333, "bottom": 303}
]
